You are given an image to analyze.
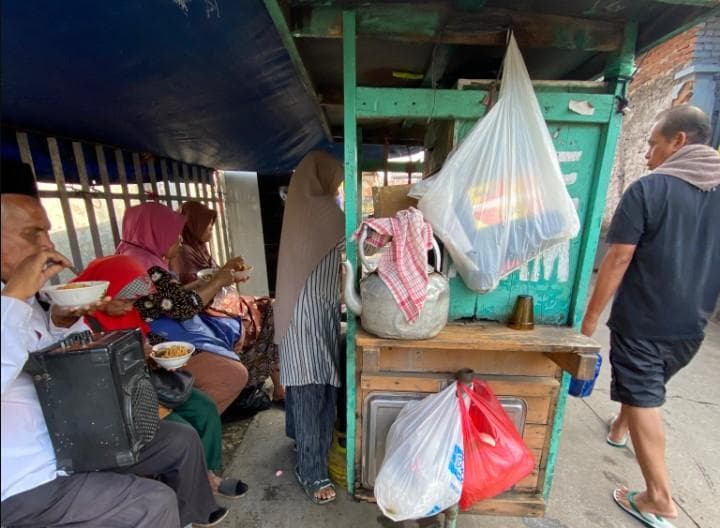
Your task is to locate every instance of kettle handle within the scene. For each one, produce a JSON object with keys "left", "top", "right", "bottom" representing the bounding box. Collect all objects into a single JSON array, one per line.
[{"left": 358, "top": 224, "right": 442, "bottom": 273}]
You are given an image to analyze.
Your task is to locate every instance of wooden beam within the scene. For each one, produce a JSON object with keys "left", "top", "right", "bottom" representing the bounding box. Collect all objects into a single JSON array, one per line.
[
  {"left": 544, "top": 352, "right": 598, "bottom": 380},
  {"left": 291, "top": 5, "right": 623, "bottom": 52},
  {"left": 264, "top": 0, "right": 333, "bottom": 139},
  {"left": 355, "top": 87, "right": 615, "bottom": 123}
]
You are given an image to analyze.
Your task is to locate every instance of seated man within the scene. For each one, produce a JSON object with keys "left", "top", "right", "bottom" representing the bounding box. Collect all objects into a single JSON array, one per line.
[{"left": 0, "top": 161, "right": 228, "bottom": 528}]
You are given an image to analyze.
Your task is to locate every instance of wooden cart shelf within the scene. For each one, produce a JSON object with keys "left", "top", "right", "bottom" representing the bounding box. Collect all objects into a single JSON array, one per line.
[
  {"left": 353, "top": 322, "right": 601, "bottom": 516},
  {"left": 357, "top": 322, "right": 601, "bottom": 379}
]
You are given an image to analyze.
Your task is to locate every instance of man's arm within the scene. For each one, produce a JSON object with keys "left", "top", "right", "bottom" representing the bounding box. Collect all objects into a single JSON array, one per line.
[
  {"left": 581, "top": 243, "right": 636, "bottom": 337},
  {"left": 0, "top": 296, "right": 34, "bottom": 396}
]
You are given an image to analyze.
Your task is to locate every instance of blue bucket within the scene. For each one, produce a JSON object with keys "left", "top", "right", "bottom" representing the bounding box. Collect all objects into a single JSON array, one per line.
[{"left": 568, "top": 353, "right": 602, "bottom": 398}]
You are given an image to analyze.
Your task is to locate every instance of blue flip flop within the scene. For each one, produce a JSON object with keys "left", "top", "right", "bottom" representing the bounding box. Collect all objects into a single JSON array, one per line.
[
  {"left": 607, "top": 416, "right": 628, "bottom": 448},
  {"left": 613, "top": 489, "right": 676, "bottom": 528}
]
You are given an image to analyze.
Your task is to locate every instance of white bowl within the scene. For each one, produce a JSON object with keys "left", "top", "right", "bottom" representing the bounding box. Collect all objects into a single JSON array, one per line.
[
  {"left": 150, "top": 341, "right": 195, "bottom": 370},
  {"left": 197, "top": 266, "right": 253, "bottom": 282},
  {"left": 197, "top": 268, "right": 217, "bottom": 281},
  {"left": 233, "top": 264, "right": 253, "bottom": 282},
  {"left": 40, "top": 280, "right": 110, "bottom": 308}
]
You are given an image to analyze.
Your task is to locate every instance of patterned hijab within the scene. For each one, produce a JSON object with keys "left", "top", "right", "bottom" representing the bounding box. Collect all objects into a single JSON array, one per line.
[
  {"left": 116, "top": 202, "right": 186, "bottom": 271},
  {"left": 73, "top": 255, "right": 154, "bottom": 335},
  {"left": 170, "top": 201, "right": 217, "bottom": 284}
]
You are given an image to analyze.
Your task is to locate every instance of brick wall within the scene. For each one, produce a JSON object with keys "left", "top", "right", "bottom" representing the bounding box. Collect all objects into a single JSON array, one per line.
[{"left": 604, "top": 18, "right": 720, "bottom": 231}]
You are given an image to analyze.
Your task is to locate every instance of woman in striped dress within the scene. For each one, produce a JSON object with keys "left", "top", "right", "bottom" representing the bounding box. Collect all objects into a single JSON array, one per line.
[{"left": 274, "top": 151, "right": 345, "bottom": 504}]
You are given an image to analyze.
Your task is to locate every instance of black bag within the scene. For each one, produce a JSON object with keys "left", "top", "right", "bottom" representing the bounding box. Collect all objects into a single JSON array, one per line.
[{"left": 149, "top": 369, "right": 194, "bottom": 409}]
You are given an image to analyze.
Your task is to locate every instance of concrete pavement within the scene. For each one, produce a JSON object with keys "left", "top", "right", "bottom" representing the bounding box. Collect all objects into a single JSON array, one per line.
[{"left": 219, "top": 312, "right": 719, "bottom": 527}]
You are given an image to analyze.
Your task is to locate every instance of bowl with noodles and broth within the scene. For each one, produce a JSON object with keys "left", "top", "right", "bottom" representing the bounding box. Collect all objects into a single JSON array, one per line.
[
  {"left": 151, "top": 341, "right": 195, "bottom": 369},
  {"left": 40, "top": 280, "right": 110, "bottom": 308}
]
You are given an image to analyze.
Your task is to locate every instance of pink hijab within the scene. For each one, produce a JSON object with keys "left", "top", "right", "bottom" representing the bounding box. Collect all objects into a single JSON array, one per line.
[{"left": 116, "top": 202, "right": 186, "bottom": 271}]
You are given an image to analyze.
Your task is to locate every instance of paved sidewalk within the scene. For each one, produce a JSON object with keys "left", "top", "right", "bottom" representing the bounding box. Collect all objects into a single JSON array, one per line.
[{"left": 220, "top": 314, "right": 719, "bottom": 527}]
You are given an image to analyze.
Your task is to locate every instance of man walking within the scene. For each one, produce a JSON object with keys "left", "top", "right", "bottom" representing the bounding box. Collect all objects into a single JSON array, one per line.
[{"left": 581, "top": 105, "right": 720, "bottom": 527}]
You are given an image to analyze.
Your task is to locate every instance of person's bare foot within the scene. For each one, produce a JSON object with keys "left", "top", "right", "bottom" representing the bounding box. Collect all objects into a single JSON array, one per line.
[
  {"left": 608, "top": 417, "right": 628, "bottom": 445},
  {"left": 615, "top": 487, "right": 678, "bottom": 519},
  {"left": 272, "top": 384, "right": 286, "bottom": 402},
  {"left": 315, "top": 483, "right": 336, "bottom": 502},
  {"left": 207, "top": 470, "right": 223, "bottom": 493}
]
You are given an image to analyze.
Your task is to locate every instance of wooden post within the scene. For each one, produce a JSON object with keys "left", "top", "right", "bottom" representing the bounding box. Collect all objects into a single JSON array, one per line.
[
  {"left": 544, "top": 21, "right": 638, "bottom": 503},
  {"left": 343, "top": 8, "right": 358, "bottom": 495}
]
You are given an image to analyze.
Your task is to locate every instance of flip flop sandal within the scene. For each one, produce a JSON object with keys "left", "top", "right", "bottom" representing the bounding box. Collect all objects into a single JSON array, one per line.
[
  {"left": 613, "top": 489, "right": 676, "bottom": 528},
  {"left": 215, "top": 478, "right": 248, "bottom": 499},
  {"left": 294, "top": 467, "right": 336, "bottom": 505},
  {"left": 607, "top": 415, "right": 629, "bottom": 448},
  {"left": 193, "top": 507, "right": 229, "bottom": 528}
]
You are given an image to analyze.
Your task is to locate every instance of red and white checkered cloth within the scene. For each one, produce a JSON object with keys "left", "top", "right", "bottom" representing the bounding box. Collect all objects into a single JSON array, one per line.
[{"left": 355, "top": 207, "right": 433, "bottom": 323}]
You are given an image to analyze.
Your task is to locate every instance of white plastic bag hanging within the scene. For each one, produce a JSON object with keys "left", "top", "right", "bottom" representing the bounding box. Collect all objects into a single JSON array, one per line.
[
  {"left": 418, "top": 34, "right": 580, "bottom": 292},
  {"left": 374, "top": 383, "right": 463, "bottom": 521}
]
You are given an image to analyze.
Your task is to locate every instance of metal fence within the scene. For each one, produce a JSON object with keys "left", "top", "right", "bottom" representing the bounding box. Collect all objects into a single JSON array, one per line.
[{"left": 9, "top": 129, "right": 231, "bottom": 283}]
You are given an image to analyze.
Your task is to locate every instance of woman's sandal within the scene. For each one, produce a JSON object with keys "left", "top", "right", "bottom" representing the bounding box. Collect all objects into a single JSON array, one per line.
[
  {"left": 294, "top": 467, "right": 336, "bottom": 505},
  {"left": 214, "top": 478, "right": 248, "bottom": 499}
]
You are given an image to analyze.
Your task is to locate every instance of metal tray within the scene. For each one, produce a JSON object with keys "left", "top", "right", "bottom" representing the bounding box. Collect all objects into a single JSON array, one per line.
[{"left": 361, "top": 390, "right": 528, "bottom": 489}]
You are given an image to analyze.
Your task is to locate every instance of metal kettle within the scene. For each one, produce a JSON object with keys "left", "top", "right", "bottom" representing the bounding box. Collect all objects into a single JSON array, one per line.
[{"left": 342, "top": 225, "right": 449, "bottom": 340}]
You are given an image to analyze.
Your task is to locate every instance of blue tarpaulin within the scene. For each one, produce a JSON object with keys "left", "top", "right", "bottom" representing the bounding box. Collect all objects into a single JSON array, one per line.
[{"left": 1, "top": 0, "right": 328, "bottom": 173}]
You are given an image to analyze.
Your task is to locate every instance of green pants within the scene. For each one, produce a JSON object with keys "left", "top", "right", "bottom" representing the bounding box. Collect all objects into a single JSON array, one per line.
[{"left": 165, "top": 388, "right": 222, "bottom": 471}]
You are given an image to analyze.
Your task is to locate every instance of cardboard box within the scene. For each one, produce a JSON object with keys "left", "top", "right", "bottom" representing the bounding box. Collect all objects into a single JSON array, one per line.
[{"left": 372, "top": 184, "right": 418, "bottom": 218}]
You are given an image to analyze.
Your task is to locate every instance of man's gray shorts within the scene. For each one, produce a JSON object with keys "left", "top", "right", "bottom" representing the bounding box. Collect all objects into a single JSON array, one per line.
[{"left": 610, "top": 332, "right": 702, "bottom": 408}]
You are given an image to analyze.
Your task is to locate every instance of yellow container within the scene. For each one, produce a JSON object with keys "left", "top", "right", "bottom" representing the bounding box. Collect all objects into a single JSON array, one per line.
[{"left": 327, "top": 429, "right": 347, "bottom": 488}]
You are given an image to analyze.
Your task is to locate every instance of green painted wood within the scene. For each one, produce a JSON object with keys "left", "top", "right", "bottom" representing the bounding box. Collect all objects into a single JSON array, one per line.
[
  {"left": 543, "top": 372, "right": 571, "bottom": 502},
  {"left": 263, "top": 0, "right": 332, "bottom": 139},
  {"left": 356, "top": 87, "right": 615, "bottom": 123},
  {"left": 569, "top": 21, "right": 637, "bottom": 328},
  {"left": 542, "top": 22, "right": 637, "bottom": 502},
  {"left": 342, "top": 8, "right": 358, "bottom": 496},
  {"left": 292, "top": 5, "right": 623, "bottom": 51}
]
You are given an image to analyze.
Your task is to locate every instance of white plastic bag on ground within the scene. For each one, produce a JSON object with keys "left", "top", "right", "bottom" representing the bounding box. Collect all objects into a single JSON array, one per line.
[
  {"left": 418, "top": 34, "right": 580, "bottom": 292},
  {"left": 375, "top": 383, "right": 463, "bottom": 521}
]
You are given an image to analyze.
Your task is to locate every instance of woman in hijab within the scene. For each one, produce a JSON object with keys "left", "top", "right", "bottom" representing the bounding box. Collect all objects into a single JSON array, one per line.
[
  {"left": 274, "top": 151, "right": 345, "bottom": 504},
  {"left": 73, "top": 255, "right": 248, "bottom": 498},
  {"left": 170, "top": 200, "right": 283, "bottom": 402},
  {"left": 115, "top": 201, "right": 248, "bottom": 414}
]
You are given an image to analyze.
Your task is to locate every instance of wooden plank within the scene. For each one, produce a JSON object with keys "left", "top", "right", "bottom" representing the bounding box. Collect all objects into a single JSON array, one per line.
[
  {"left": 360, "top": 372, "right": 559, "bottom": 398},
  {"left": 514, "top": 470, "right": 540, "bottom": 492},
  {"left": 95, "top": 145, "right": 121, "bottom": 246},
  {"left": 465, "top": 492, "right": 546, "bottom": 517},
  {"left": 376, "top": 348, "right": 560, "bottom": 377},
  {"left": 356, "top": 322, "right": 600, "bottom": 354},
  {"left": 114, "top": 150, "right": 132, "bottom": 208},
  {"left": 147, "top": 158, "right": 159, "bottom": 199},
  {"left": 356, "top": 87, "right": 615, "bottom": 123},
  {"left": 523, "top": 424, "right": 547, "bottom": 451},
  {"left": 343, "top": 8, "right": 359, "bottom": 496},
  {"left": 47, "top": 138, "right": 83, "bottom": 270},
  {"left": 72, "top": 142, "right": 103, "bottom": 257},
  {"left": 200, "top": 168, "right": 210, "bottom": 204},
  {"left": 292, "top": 5, "right": 622, "bottom": 52},
  {"left": 131, "top": 153, "right": 146, "bottom": 202},
  {"left": 181, "top": 164, "right": 192, "bottom": 204},
  {"left": 191, "top": 166, "right": 201, "bottom": 199},
  {"left": 545, "top": 351, "right": 598, "bottom": 379},
  {"left": 159, "top": 160, "right": 174, "bottom": 207},
  {"left": 362, "top": 347, "right": 380, "bottom": 373}
]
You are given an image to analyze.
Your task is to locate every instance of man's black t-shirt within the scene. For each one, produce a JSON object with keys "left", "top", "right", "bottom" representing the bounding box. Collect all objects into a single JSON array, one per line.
[{"left": 606, "top": 174, "right": 720, "bottom": 340}]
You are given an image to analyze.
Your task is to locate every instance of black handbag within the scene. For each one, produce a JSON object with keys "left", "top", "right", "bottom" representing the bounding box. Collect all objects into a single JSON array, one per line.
[{"left": 148, "top": 368, "right": 194, "bottom": 409}]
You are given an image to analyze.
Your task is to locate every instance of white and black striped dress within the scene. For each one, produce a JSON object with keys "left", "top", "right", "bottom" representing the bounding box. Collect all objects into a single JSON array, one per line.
[{"left": 279, "top": 245, "right": 342, "bottom": 388}]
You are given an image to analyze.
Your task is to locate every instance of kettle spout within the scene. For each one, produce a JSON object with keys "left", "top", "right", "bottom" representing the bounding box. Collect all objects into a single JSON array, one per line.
[{"left": 341, "top": 260, "right": 363, "bottom": 316}]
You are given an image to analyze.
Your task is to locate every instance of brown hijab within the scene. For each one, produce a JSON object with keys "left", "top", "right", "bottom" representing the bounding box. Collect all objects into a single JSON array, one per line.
[
  {"left": 273, "top": 151, "right": 345, "bottom": 343},
  {"left": 170, "top": 200, "right": 218, "bottom": 284}
]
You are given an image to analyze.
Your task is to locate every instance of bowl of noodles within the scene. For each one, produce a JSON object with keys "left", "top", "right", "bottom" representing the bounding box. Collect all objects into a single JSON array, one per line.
[
  {"left": 40, "top": 280, "right": 110, "bottom": 308},
  {"left": 151, "top": 341, "right": 195, "bottom": 369}
]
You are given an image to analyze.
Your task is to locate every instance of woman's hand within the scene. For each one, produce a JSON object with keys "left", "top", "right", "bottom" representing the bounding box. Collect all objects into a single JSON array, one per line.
[
  {"left": 212, "top": 267, "right": 236, "bottom": 288},
  {"left": 223, "top": 256, "right": 246, "bottom": 272},
  {"left": 50, "top": 296, "right": 112, "bottom": 328},
  {"left": 102, "top": 299, "right": 135, "bottom": 317}
]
